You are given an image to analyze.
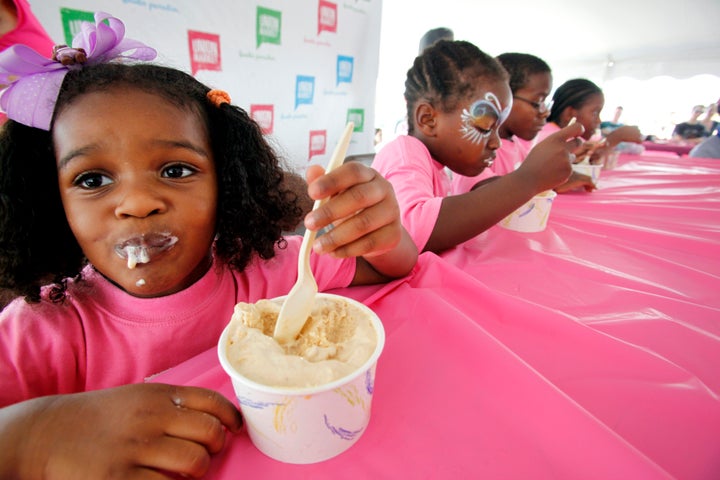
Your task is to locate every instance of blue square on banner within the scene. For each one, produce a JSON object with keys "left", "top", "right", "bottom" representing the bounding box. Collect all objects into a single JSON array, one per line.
[{"left": 295, "top": 75, "right": 315, "bottom": 109}]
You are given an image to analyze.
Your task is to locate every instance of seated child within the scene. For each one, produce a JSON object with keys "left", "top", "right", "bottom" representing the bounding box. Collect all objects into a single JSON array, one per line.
[
  {"left": 537, "top": 78, "right": 643, "bottom": 162},
  {"left": 0, "top": 13, "right": 417, "bottom": 478},
  {"left": 372, "top": 40, "right": 583, "bottom": 253}
]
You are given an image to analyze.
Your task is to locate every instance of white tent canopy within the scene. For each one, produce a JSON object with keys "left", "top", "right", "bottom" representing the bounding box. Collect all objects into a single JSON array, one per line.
[{"left": 375, "top": 0, "right": 720, "bottom": 138}]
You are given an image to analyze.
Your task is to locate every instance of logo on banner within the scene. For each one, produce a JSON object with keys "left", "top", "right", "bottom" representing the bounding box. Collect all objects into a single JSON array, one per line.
[
  {"left": 251, "top": 104, "right": 274, "bottom": 134},
  {"left": 347, "top": 109, "right": 365, "bottom": 132},
  {"left": 318, "top": 0, "right": 337, "bottom": 35},
  {"left": 309, "top": 130, "right": 327, "bottom": 160},
  {"left": 60, "top": 8, "right": 94, "bottom": 45},
  {"left": 257, "top": 6, "right": 282, "bottom": 47},
  {"left": 295, "top": 75, "right": 315, "bottom": 110},
  {"left": 188, "top": 31, "right": 221, "bottom": 75},
  {"left": 337, "top": 55, "right": 354, "bottom": 86}
]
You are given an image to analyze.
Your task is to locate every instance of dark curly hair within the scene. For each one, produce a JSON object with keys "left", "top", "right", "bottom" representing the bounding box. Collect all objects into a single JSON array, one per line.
[
  {"left": 0, "top": 62, "right": 305, "bottom": 303},
  {"left": 404, "top": 40, "right": 508, "bottom": 135}
]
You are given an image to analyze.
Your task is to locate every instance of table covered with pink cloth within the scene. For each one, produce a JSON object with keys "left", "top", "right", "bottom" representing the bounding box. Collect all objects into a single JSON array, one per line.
[
  {"left": 153, "top": 153, "right": 720, "bottom": 479},
  {"left": 642, "top": 140, "right": 695, "bottom": 156}
]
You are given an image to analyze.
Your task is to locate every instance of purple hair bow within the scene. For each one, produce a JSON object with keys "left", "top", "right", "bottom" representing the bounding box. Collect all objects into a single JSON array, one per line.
[{"left": 0, "top": 12, "right": 156, "bottom": 130}]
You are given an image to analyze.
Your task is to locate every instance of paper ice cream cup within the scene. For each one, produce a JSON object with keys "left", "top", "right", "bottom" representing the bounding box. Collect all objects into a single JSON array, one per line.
[
  {"left": 572, "top": 162, "right": 603, "bottom": 183},
  {"left": 499, "top": 189, "right": 557, "bottom": 233},
  {"left": 218, "top": 293, "right": 385, "bottom": 464}
]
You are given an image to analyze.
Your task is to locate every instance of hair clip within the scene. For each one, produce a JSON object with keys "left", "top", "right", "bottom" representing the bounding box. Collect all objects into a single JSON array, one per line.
[
  {"left": 0, "top": 11, "right": 157, "bottom": 130},
  {"left": 52, "top": 45, "right": 88, "bottom": 66},
  {"left": 207, "top": 89, "right": 231, "bottom": 107}
]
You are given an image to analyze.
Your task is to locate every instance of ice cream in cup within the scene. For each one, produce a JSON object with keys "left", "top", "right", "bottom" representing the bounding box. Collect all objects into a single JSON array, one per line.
[
  {"left": 218, "top": 293, "right": 385, "bottom": 464},
  {"left": 499, "top": 189, "right": 557, "bottom": 233},
  {"left": 572, "top": 162, "right": 603, "bottom": 184}
]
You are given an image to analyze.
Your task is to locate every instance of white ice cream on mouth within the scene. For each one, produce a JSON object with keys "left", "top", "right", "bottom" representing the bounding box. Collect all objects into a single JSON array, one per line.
[
  {"left": 124, "top": 245, "right": 150, "bottom": 269},
  {"left": 114, "top": 233, "right": 178, "bottom": 270}
]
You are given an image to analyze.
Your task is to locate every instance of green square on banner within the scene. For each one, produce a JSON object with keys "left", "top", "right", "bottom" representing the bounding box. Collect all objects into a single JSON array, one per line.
[
  {"left": 60, "top": 8, "right": 95, "bottom": 46},
  {"left": 347, "top": 109, "right": 364, "bottom": 132},
  {"left": 256, "top": 7, "right": 281, "bottom": 48}
]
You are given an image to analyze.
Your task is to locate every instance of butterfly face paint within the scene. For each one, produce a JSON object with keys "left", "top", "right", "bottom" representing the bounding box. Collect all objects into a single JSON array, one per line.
[{"left": 460, "top": 92, "right": 511, "bottom": 145}]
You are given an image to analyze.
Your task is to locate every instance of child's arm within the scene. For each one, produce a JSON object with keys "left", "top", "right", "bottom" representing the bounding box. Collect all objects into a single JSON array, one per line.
[
  {"left": 425, "top": 122, "right": 584, "bottom": 253},
  {"left": 304, "top": 162, "right": 418, "bottom": 285},
  {"left": 0, "top": 384, "right": 242, "bottom": 478},
  {"left": 605, "top": 125, "right": 643, "bottom": 148}
]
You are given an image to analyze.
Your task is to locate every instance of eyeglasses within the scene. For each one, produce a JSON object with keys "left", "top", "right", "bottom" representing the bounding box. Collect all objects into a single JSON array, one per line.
[{"left": 513, "top": 95, "right": 552, "bottom": 114}]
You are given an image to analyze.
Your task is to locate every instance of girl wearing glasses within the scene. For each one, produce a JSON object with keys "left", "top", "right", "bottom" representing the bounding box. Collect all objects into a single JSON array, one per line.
[{"left": 372, "top": 40, "right": 583, "bottom": 253}]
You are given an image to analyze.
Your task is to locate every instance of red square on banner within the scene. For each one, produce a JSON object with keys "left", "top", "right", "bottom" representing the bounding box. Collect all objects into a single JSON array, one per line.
[
  {"left": 318, "top": 0, "right": 337, "bottom": 34},
  {"left": 309, "top": 130, "right": 327, "bottom": 160},
  {"left": 188, "top": 31, "right": 221, "bottom": 75},
  {"left": 250, "top": 104, "right": 274, "bottom": 134}
]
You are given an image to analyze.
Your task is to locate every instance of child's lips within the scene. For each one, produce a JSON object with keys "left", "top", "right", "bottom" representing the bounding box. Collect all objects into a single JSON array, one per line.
[{"left": 114, "top": 233, "right": 178, "bottom": 269}]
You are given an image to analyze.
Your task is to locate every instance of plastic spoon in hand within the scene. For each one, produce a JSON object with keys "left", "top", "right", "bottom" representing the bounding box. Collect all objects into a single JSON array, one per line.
[{"left": 273, "top": 122, "right": 354, "bottom": 343}]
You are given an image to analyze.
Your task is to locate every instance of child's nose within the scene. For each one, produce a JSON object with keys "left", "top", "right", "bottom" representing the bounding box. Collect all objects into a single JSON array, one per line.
[
  {"left": 114, "top": 182, "right": 167, "bottom": 219},
  {"left": 488, "top": 129, "right": 502, "bottom": 150}
]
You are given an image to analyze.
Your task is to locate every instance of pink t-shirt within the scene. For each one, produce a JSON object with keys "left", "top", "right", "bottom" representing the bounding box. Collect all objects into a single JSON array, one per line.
[
  {"left": 450, "top": 168, "right": 496, "bottom": 196},
  {"left": 372, "top": 135, "right": 451, "bottom": 251},
  {"left": 450, "top": 135, "right": 534, "bottom": 194},
  {"left": 0, "top": 236, "right": 355, "bottom": 406},
  {"left": 535, "top": 121, "right": 560, "bottom": 144},
  {"left": 0, "top": 0, "right": 54, "bottom": 124},
  {"left": 491, "top": 136, "right": 533, "bottom": 176},
  {"left": 0, "top": 0, "right": 54, "bottom": 55}
]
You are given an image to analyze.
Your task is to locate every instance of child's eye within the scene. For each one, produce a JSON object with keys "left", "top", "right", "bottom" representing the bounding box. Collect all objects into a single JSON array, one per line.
[
  {"left": 74, "top": 172, "right": 113, "bottom": 189},
  {"left": 162, "top": 164, "right": 196, "bottom": 179}
]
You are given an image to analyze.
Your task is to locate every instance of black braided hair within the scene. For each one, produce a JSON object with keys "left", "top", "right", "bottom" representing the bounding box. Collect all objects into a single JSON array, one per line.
[
  {"left": 404, "top": 40, "right": 508, "bottom": 135},
  {"left": 496, "top": 52, "right": 551, "bottom": 94},
  {"left": 547, "top": 78, "right": 602, "bottom": 125},
  {"left": 0, "top": 62, "right": 304, "bottom": 303}
]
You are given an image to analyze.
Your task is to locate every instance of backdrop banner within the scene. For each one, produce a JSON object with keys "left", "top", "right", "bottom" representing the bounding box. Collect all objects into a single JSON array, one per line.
[{"left": 27, "top": 0, "right": 382, "bottom": 173}]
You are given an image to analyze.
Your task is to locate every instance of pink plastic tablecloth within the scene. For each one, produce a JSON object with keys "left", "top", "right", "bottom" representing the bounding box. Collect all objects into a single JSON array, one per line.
[
  {"left": 153, "top": 153, "right": 720, "bottom": 479},
  {"left": 642, "top": 141, "right": 694, "bottom": 156}
]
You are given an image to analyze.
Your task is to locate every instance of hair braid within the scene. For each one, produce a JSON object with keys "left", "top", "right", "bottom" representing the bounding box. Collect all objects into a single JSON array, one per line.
[{"left": 404, "top": 40, "right": 507, "bottom": 134}]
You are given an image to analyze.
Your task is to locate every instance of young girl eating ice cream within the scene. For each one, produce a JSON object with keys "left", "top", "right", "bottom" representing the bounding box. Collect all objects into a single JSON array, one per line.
[{"left": 0, "top": 13, "right": 416, "bottom": 478}]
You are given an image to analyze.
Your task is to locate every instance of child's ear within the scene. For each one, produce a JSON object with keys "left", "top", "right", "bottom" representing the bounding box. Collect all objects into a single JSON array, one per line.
[
  {"left": 414, "top": 102, "right": 438, "bottom": 136},
  {"left": 562, "top": 107, "right": 577, "bottom": 127}
]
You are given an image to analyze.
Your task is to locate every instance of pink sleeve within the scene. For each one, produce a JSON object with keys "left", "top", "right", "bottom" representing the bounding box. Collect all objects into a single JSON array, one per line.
[
  {"left": 0, "top": 299, "right": 86, "bottom": 406},
  {"left": 373, "top": 137, "right": 445, "bottom": 251},
  {"left": 0, "top": 0, "right": 55, "bottom": 56}
]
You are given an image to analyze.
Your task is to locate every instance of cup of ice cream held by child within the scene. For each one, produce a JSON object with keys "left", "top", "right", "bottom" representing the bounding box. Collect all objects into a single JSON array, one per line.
[
  {"left": 218, "top": 293, "right": 385, "bottom": 464},
  {"left": 499, "top": 189, "right": 557, "bottom": 233},
  {"left": 571, "top": 162, "right": 603, "bottom": 184}
]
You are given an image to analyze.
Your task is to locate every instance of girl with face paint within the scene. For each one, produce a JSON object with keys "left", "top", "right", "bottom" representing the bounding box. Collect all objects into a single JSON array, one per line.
[{"left": 373, "top": 40, "right": 584, "bottom": 254}]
